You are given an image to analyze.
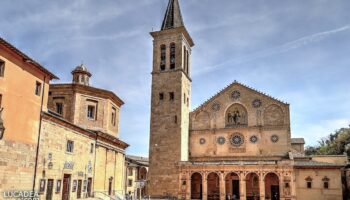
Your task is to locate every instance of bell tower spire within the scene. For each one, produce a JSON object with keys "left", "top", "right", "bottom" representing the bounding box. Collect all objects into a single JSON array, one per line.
[{"left": 161, "top": 0, "right": 184, "bottom": 30}]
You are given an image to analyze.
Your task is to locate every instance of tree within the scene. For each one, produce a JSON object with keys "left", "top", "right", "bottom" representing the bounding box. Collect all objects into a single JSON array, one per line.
[{"left": 305, "top": 126, "right": 350, "bottom": 157}]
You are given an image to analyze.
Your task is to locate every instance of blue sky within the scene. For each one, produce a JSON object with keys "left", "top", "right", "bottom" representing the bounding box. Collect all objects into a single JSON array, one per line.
[{"left": 1, "top": 0, "right": 349, "bottom": 156}]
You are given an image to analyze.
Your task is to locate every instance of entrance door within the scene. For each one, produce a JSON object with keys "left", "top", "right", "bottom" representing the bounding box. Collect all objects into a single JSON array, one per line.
[
  {"left": 108, "top": 178, "right": 113, "bottom": 195},
  {"left": 271, "top": 185, "right": 280, "bottom": 200},
  {"left": 46, "top": 179, "right": 54, "bottom": 200},
  {"left": 87, "top": 178, "right": 92, "bottom": 197},
  {"left": 232, "top": 180, "right": 240, "bottom": 199},
  {"left": 62, "top": 174, "right": 71, "bottom": 200},
  {"left": 77, "top": 180, "right": 82, "bottom": 199}
]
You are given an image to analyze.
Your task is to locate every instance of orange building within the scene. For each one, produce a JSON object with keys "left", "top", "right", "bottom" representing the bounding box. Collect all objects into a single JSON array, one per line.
[{"left": 0, "top": 37, "right": 57, "bottom": 193}]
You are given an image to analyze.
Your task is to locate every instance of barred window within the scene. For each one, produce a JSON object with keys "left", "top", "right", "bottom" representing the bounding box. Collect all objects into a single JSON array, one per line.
[{"left": 66, "top": 140, "right": 74, "bottom": 153}]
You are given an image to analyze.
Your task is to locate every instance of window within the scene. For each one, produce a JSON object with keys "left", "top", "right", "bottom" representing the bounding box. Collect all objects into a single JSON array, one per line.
[
  {"left": 0, "top": 94, "right": 2, "bottom": 108},
  {"left": 160, "top": 45, "right": 166, "bottom": 71},
  {"left": 305, "top": 176, "right": 312, "bottom": 189},
  {"left": 128, "top": 179, "right": 133, "bottom": 187},
  {"left": 183, "top": 93, "right": 186, "bottom": 104},
  {"left": 87, "top": 105, "right": 96, "bottom": 119},
  {"left": 90, "top": 143, "right": 94, "bottom": 154},
  {"left": 324, "top": 181, "right": 329, "bottom": 189},
  {"left": 128, "top": 167, "right": 133, "bottom": 176},
  {"left": 56, "top": 103, "right": 63, "bottom": 115},
  {"left": 323, "top": 176, "right": 330, "bottom": 189},
  {"left": 187, "top": 97, "right": 189, "bottom": 107},
  {"left": 186, "top": 50, "right": 189, "bottom": 74},
  {"left": 170, "top": 43, "right": 175, "bottom": 69},
  {"left": 111, "top": 107, "right": 116, "bottom": 126},
  {"left": 159, "top": 93, "right": 164, "bottom": 100},
  {"left": 35, "top": 81, "right": 42, "bottom": 96},
  {"left": 174, "top": 115, "right": 177, "bottom": 124},
  {"left": 169, "top": 92, "right": 174, "bottom": 101},
  {"left": 0, "top": 60, "right": 4, "bottom": 77},
  {"left": 66, "top": 140, "right": 74, "bottom": 153}
]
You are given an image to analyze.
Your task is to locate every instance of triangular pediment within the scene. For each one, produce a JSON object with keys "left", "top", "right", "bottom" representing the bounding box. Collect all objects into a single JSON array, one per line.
[{"left": 191, "top": 80, "right": 288, "bottom": 115}]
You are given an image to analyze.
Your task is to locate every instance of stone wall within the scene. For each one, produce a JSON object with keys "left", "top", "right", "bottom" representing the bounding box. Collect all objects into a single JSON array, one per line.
[
  {"left": 189, "top": 83, "right": 291, "bottom": 160},
  {"left": 36, "top": 118, "right": 96, "bottom": 200},
  {"left": 148, "top": 28, "right": 192, "bottom": 198},
  {"left": 295, "top": 168, "right": 343, "bottom": 200}
]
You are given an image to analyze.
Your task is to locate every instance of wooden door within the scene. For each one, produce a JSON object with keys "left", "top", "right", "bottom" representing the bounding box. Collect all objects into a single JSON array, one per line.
[
  {"left": 62, "top": 174, "right": 71, "bottom": 200},
  {"left": 46, "top": 179, "right": 54, "bottom": 200},
  {"left": 77, "top": 180, "right": 82, "bottom": 199},
  {"left": 87, "top": 178, "right": 92, "bottom": 197}
]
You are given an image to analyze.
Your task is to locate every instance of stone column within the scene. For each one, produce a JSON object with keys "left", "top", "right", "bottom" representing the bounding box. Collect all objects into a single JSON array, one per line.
[
  {"left": 259, "top": 174, "right": 265, "bottom": 200},
  {"left": 279, "top": 176, "right": 285, "bottom": 200},
  {"left": 239, "top": 173, "right": 246, "bottom": 200},
  {"left": 290, "top": 173, "right": 297, "bottom": 200},
  {"left": 186, "top": 174, "right": 191, "bottom": 200},
  {"left": 202, "top": 173, "right": 208, "bottom": 200},
  {"left": 220, "top": 173, "right": 226, "bottom": 200}
]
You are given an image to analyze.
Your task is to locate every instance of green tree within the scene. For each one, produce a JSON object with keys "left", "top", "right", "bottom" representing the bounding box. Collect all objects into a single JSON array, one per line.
[{"left": 305, "top": 126, "right": 350, "bottom": 157}]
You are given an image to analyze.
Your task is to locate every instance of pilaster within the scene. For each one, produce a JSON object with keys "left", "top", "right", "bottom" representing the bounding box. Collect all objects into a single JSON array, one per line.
[
  {"left": 239, "top": 173, "right": 246, "bottom": 200},
  {"left": 219, "top": 173, "right": 225, "bottom": 200}
]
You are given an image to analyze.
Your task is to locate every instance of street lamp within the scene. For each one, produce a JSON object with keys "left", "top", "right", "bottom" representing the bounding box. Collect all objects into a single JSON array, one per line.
[{"left": 0, "top": 108, "right": 5, "bottom": 140}]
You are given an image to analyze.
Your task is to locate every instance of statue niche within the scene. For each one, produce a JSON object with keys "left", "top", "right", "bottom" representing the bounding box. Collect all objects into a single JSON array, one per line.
[{"left": 225, "top": 103, "right": 248, "bottom": 127}]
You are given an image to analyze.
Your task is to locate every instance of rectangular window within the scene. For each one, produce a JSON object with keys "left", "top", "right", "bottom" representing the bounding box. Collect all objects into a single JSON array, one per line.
[
  {"left": 159, "top": 93, "right": 164, "bottom": 100},
  {"left": 307, "top": 182, "right": 312, "bottom": 189},
  {"left": 66, "top": 140, "right": 74, "bottom": 153},
  {"left": 35, "top": 81, "right": 42, "bottom": 96},
  {"left": 174, "top": 115, "right": 177, "bottom": 124},
  {"left": 0, "top": 60, "right": 4, "bottom": 77},
  {"left": 90, "top": 143, "right": 94, "bottom": 154},
  {"left": 169, "top": 92, "right": 174, "bottom": 101},
  {"left": 87, "top": 105, "right": 96, "bottom": 119},
  {"left": 0, "top": 94, "right": 2, "bottom": 108},
  {"left": 324, "top": 182, "right": 329, "bottom": 189},
  {"left": 128, "top": 179, "right": 133, "bottom": 187},
  {"left": 56, "top": 103, "right": 63, "bottom": 115},
  {"left": 111, "top": 107, "right": 116, "bottom": 126},
  {"left": 128, "top": 168, "right": 133, "bottom": 176}
]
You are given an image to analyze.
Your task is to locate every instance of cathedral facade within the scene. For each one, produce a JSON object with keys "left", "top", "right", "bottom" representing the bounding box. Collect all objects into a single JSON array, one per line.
[{"left": 148, "top": 1, "right": 347, "bottom": 200}]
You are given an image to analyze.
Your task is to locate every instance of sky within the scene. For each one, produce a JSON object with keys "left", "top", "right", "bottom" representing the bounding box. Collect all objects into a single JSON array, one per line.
[{"left": 1, "top": 0, "right": 350, "bottom": 157}]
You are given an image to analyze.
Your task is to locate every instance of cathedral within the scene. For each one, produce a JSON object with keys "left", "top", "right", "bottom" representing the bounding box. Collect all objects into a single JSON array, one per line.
[{"left": 147, "top": 1, "right": 347, "bottom": 200}]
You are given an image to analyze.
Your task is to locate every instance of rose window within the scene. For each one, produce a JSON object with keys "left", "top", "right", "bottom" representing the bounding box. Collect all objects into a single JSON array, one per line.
[{"left": 230, "top": 133, "right": 244, "bottom": 147}]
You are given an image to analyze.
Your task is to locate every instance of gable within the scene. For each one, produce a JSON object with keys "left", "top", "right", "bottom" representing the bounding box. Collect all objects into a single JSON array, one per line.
[{"left": 190, "top": 81, "right": 289, "bottom": 130}]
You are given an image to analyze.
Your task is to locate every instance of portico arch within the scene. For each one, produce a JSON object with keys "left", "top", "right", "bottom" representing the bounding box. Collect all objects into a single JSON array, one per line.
[
  {"left": 246, "top": 172, "right": 260, "bottom": 200},
  {"left": 264, "top": 172, "right": 280, "bottom": 200},
  {"left": 191, "top": 172, "right": 202, "bottom": 199},
  {"left": 207, "top": 172, "right": 220, "bottom": 200},
  {"left": 225, "top": 172, "right": 240, "bottom": 199}
]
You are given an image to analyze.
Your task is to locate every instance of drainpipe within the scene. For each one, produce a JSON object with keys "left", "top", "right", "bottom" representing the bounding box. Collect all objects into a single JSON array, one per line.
[{"left": 32, "top": 76, "right": 47, "bottom": 193}]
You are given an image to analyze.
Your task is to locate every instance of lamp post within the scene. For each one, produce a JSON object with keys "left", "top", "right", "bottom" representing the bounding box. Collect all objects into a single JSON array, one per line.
[{"left": 0, "top": 108, "right": 5, "bottom": 140}]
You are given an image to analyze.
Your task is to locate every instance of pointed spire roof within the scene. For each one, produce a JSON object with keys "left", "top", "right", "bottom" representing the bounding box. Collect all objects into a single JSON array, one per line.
[{"left": 161, "top": 0, "right": 185, "bottom": 30}]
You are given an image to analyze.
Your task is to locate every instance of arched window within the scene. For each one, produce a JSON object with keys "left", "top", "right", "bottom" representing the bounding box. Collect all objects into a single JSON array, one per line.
[
  {"left": 186, "top": 50, "right": 189, "bottom": 74},
  {"left": 183, "top": 46, "right": 187, "bottom": 73},
  {"left": 160, "top": 45, "right": 166, "bottom": 71},
  {"left": 170, "top": 43, "right": 175, "bottom": 69}
]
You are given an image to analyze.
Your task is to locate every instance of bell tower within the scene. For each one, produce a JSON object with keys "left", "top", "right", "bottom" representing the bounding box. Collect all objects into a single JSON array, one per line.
[{"left": 148, "top": 0, "right": 194, "bottom": 198}]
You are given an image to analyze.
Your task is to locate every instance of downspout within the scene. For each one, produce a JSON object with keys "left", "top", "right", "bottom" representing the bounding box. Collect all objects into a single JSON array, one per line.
[{"left": 32, "top": 76, "right": 47, "bottom": 192}]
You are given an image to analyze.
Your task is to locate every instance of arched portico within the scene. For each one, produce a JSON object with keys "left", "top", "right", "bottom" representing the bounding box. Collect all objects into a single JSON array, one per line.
[
  {"left": 264, "top": 173, "right": 280, "bottom": 200},
  {"left": 246, "top": 172, "right": 260, "bottom": 200},
  {"left": 225, "top": 172, "right": 240, "bottom": 200},
  {"left": 191, "top": 172, "right": 202, "bottom": 199},
  {"left": 207, "top": 172, "right": 220, "bottom": 200}
]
